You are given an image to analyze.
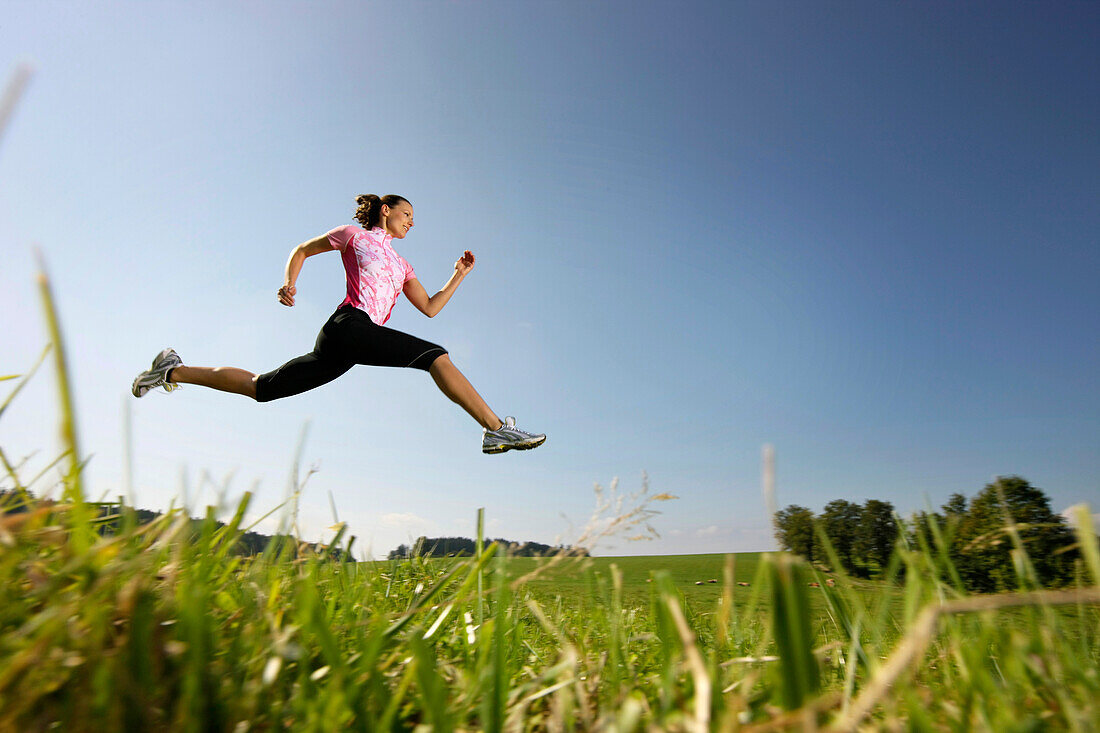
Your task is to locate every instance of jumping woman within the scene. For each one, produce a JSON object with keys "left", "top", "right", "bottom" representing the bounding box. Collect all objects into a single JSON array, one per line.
[{"left": 131, "top": 194, "right": 546, "bottom": 455}]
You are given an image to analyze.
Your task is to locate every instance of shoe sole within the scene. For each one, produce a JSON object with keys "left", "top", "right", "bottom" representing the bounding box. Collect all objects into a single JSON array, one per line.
[
  {"left": 132, "top": 374, "right": 159, "bottom": 397},
  {"left": 132, "top": 367, "right": 173, "bottom": 397},
  {"left": 483, "top": 436, "right": 546, "bottom": 454},
  {"left": 132, "top": 348, "right": 182, "bottom": 397}
]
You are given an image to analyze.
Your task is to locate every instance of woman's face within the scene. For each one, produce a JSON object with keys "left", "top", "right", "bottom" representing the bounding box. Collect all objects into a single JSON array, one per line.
[{"left": 382, "top": 201, "right": 414, "bottom": 239}]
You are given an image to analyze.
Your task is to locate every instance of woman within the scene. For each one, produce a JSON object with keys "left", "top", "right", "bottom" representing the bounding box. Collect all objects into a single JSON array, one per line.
[{"left": 131, "top": 194, "right": 545, "bottom": 455}]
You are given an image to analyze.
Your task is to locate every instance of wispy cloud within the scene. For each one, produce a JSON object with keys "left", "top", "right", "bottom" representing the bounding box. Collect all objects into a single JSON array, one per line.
[
  {"left": 380, "top": 512, "right": 434, "bottom": 531},
  {"left": 1061, "top": 505, "right": 1100, "bottom": 530},
  {"left": 695, "top": 525, "right": 719, "bottom": 537}
]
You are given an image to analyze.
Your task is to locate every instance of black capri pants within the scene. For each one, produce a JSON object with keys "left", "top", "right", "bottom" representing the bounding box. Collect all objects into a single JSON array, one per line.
[{"left": 255, "top": 304, "right": 448, "bottom": 403}]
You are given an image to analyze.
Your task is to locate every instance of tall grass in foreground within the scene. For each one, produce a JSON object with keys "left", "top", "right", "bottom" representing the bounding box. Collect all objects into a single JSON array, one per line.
[{"left": 1, "top": 271, "right": 1099, "bottom": 731}]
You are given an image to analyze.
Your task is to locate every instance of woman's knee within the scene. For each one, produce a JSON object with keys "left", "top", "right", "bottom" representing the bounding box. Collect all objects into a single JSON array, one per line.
[{"left": 428, "top": 352, "right": 452, "bottom": 373}]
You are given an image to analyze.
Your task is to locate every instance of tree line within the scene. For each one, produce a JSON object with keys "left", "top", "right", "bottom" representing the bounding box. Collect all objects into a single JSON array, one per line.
[
  {"left": 0, "top": 491, "right": 587, "bottom": 563},
  {"left": 0, "top": 490, "right": 346, "bottom": 560},
  {"left": 774, "top": 476, "right": 1083, "bottom": 592},
  {"left": 388, "top": 535, "right": 589, "bottom": 560}
]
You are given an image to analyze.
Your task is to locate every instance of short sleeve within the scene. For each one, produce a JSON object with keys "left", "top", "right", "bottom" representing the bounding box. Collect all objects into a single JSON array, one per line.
[
  {"left": 326, "top": 225, "right": 360, "bottom": 252},
  {"left": 402, "top": 258, "right": 416, "bottom": 284}
]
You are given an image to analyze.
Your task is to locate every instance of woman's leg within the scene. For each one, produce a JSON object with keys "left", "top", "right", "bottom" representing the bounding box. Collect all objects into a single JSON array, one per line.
[
  {"left": 429, "top": 354, "right": 502, "bottom": 430},
  {"left": 169, "top": 366, "right": 257, "bottom": 398},
  {"left": 163, "top": 310, "right": 353, "bottom": 402},
  {"left": 168, "top": 352, "right": 352, "bottom": 402},
  {"left": 330, "top": 309, "right": 507, "bottom": 431}
]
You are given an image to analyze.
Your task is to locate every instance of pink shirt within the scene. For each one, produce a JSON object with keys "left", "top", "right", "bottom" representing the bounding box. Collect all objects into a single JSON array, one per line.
[{"left": 326, "top": 225, "right": 417, "bottom": 325}]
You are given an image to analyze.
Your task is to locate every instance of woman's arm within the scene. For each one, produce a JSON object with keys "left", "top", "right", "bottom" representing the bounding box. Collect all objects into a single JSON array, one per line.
[
  {"left": 403, "top": 250, "right": 475, "bottom": 318},
  {"left": 277, "top": 234, "right": 335, "bottom": 306}
]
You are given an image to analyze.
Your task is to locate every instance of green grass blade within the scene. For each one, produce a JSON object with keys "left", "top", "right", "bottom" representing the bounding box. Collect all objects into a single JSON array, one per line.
[
  {"left": 1071, "top": 505, "right": 1100, "bottom": 586},
  {"left": 383, "top": 545, "right": 498, "bottom": 640},
  {"left": 0, "top": 344, "right": 50, "bottom": 423},
  {"left": 477, "top": 506, "right": 485, "bottom": 627},
  {"left": 409, "top": 630, "right": 451, "bottom": 730},
  {"left": 375, "top": 660, "right": 416, "bottom": 731},
  {"left": 483, "top": 555, "right": 512, "bottom": 733},
  {"left": 35, "top": 260, "right": 94, "bottom": 552},
  {"left": 768, "top": 554, "right": 820, "bottom": 710}
]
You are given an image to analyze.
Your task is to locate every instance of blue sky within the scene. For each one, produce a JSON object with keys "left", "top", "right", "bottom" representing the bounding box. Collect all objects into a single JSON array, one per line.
[{"left": 2, "top": 1, "right": 1097, "bottom": 558}]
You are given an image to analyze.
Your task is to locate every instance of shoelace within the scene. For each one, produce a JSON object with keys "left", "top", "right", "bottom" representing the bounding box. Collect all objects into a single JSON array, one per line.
[{"left": 487, "top": 419, "right": 517, "bottom": 435}]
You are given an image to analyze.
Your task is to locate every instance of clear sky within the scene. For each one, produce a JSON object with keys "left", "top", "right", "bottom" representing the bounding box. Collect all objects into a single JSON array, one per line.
[{"left": 2, "top": 1, "right": 1097, "bottom": 558}]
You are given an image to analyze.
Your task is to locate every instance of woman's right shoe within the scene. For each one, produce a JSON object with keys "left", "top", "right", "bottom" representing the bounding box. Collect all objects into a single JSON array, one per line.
[
  {"left": 131, "top": 348, "right": 183, "bottom": 397},
  {"left": 482, "top": 416, "right": 546, "bottom": 454}
]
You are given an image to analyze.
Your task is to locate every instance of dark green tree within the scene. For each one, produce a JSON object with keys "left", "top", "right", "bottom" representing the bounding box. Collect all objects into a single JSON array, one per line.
[
  {"left": 855, "top": 499, "right": 898, "bottom": 574},
  {"left": 954, "top": 476, "right": 1076, "bottom": 592},
  {"left": 908, "top": 511, "right": 940, "bottom": 551},
  {"left": 386, "top": 536, "right": 586, "bottom": 560},
  {"left": 942, "top": 493, "right": 968, "bottom": 517},
  {"left": 932, "top": 492, "right": 970, "bottom": 571},
  {"left": 774, "top": 505, "right": 817, "bottom": 562},
  {"left": 818, "top": 499, "right": 862, "bottom": 574}
]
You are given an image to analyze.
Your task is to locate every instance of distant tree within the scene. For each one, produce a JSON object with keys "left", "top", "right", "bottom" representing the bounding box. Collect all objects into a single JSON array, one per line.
[
  {"left": 908, "top": 508, "right": 945, "bottom": 546},
  {"left": 775, "top": 505, "right": 817, "bottom": 562},
  {"left": 942, "top": 493, "right": 968, "bottom": 517},
  {"left": 955, "top": 476, "right": 1076, "bottom": 592},
  {"left": 855, "top": 500, "right": 898, "bottom": 573},
  {"left": 929, "top": 492, "right": 969, "bottom": 569},
  {"left": 818, "top": 499, "right": 862, "bottom": 573},
  {"left": 2, "top": 490, "right": 350, "bottom": 560},
  {"left": 908, "top": 511, "right": 934, "bottom": 548},
  {"left": 896, "top": 495, "right": 968, "bottom": 560},
  {"left": 907, "top": 509, "right": 956, "bottom": 587}
]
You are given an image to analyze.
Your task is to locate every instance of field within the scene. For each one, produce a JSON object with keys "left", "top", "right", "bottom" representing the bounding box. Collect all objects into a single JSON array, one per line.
[
  {"left": 1, "top": 274, "right": 1099, "bottom": 730},
  {"left": 3, "top": 488, "right": 1098, "bottom": 731},
  {"left": 491, "top": 552, "right": 854, "bottom": 620},
  {"left": 507, "top": 553, "right": 767, "bottom": 607}
]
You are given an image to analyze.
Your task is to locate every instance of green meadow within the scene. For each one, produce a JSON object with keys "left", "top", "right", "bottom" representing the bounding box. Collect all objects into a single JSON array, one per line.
[
  {"left": 1, "top": 273, "right": 1098, "bottom": 731},
  {"left": 505, "top": 552, "right": 774, "bottom": 608},
  {"left": 3, "top": 497, "right": 1098, "bottom": 731}
]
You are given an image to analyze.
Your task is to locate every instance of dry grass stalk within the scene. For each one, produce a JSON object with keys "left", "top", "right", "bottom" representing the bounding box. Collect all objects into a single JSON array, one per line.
[
  {"left": 665, "top": 595, "right": 712, "bottom": 733},
  {"left": 509, "top": 475, "right": 677, "bottom": 590},
  {"left": 0, "top": 64, "right": 34, "bottom": 145},
  {"left": 829, "top": 586, "right": 1100, "bottom": 731}
]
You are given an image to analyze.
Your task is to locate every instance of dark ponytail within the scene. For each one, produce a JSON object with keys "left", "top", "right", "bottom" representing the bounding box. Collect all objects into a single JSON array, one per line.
[{"left": 354, "top": 194, "right": 410, "bottom": 229}]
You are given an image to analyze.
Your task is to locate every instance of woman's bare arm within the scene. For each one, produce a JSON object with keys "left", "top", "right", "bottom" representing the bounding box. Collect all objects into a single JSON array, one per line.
[
  {"left": 277, "top": 234, "right": 335, "bottom": 306},
  {"left": 403, "top": 250, "right": 475, "bottom": 318}
]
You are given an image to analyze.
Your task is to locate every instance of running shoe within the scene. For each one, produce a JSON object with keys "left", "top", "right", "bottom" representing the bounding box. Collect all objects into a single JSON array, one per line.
[
  {"left": 482, "top": 416, "right": 546, "bottom": 454},
  {"left": 131, "top": 348, "right": 183, "bottom": 397}
]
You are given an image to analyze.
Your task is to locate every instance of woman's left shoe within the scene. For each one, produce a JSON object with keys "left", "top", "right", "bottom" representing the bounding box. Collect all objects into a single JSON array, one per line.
[{"left": 482, "top": 416, "right": 546, "bottom": 454}]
